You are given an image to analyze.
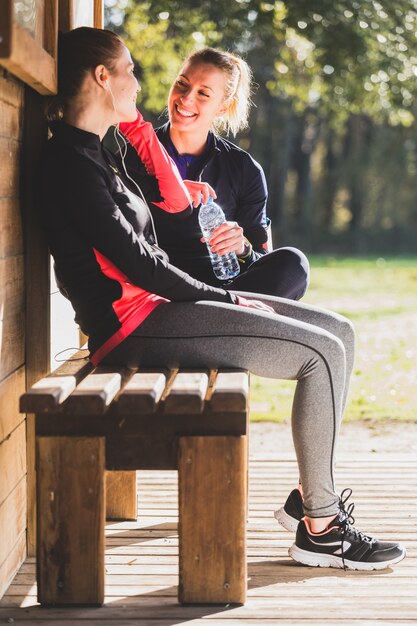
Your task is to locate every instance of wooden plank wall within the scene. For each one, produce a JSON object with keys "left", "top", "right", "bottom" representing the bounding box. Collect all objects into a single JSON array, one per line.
[
  {"left": 0, "top": 68, "right": 27, "bottom": 598},
  {"left": 0, "top": 0, "right": 103, "bottom": 599}
]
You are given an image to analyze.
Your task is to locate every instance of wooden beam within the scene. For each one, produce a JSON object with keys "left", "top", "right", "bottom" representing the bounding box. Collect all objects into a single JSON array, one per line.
[
  {"left": 0, "top": 2, "right": 12, "bottom": 58},
  {"left": 58, "top": 0, "right": 73, "bottom": 33},
  {"left": 178, "top": 435, "right": 247, "bottom": 604},
  {"left": 36, "top": 436, "right": 105, "bottom": 605},
  {"left": 22, "top": 89, "right": 50, "bottom": 393},
  {"left": 94, "top": 0, "right": 104, "bottom": 29},
  {"left": 22, "top": 87, "right": 51, "bottom": 556},
  {"left": 0, "top": 14, "right": 57, "bottom": 95},
  {"left": 44, "top": 0, "right": 58, "bottom": 59},
  {"left": 106, "top": 471, "right": 137, "bottom": 520}
]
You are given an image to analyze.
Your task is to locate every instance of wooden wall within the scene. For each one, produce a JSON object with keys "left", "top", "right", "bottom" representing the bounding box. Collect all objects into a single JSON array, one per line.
[
  {"left": 0, "top": 68, "right": 27, "bottom": 598},
  {"left": 0, "top": 0, "right": 103, "bottom": 599}
]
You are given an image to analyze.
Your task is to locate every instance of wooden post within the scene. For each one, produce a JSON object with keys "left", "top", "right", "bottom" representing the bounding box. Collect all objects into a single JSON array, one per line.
[
  {"left": 36, "top": 436, "right": 105, "bottom": 605},
  {"left": 22, "top": 87, "right": 51, "bottom": 557},
  {"left": 94, "top": 0, "right": 104, "bottom": 29},
  {"left": 106, "top": 470, "right": 137, "bottom": 520},
  {"left": 178, "top": 435, "right": 247, "bottom": 604}
]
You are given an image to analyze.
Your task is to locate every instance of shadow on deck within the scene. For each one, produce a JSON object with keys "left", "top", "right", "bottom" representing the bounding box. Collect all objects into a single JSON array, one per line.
[{"left": 1, "top": 451, "right": 415, "bottom": 625}]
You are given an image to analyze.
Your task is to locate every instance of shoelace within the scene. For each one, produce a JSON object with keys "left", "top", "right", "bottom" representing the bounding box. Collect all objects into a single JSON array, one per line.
[{"left": 338, "top": 488, "right": 374, "bottom": 570}]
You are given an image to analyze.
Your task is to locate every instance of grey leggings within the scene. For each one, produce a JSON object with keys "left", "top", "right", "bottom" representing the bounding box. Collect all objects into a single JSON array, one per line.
[{"left": 103, "top": 292, "right": 355, "bottom": 518}]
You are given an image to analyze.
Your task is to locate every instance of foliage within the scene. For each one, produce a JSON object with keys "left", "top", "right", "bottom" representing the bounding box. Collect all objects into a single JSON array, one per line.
[
  {"left": 105, "top": 1, "right": 417, "bottom": 253},
  {"left": 107, "top": 0, "right": 417, "bottom": 126}
]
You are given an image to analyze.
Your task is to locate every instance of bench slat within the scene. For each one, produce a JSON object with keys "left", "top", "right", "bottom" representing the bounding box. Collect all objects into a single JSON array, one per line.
[
  {"left": 211, "top": 371, "right": 249, "bottom": 413},
  {"left": 64, "top": 368, "right": 132, "bottom": 415},
  {"left": 20, "top": 376, "right": 77, "bottom": 413},
  {"left": 117, "top": 372, "right": 166, "bottom": 414},
  {"left": 20, "top": 353, "right": 93, "bottom": 414},
  {"left": 164, "top": 371, "right": 209, "bottom": 415}
]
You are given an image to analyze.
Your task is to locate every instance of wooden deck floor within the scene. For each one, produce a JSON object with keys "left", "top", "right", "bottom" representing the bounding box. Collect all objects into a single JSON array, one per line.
[{"left": 1, "top": 450, "right": 416, "bottom": 625}]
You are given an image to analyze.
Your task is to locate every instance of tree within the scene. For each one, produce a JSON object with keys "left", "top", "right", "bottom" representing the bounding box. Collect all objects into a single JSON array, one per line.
[{"left": 105, "top": 0, "right": 417, "bottom": 252}]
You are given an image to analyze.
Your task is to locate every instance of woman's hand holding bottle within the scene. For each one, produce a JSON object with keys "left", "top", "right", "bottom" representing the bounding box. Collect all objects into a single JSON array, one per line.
[{"left": 206, "top": 221, "right": 246, "bottom": 256}]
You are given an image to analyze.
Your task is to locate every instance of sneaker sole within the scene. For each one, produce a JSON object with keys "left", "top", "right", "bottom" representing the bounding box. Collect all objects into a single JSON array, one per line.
[
  {"left": 289, "top": 544, "right": 407, "bottom": 571},
  {"left": 274, "top": 507, "right": 299, "bottom": 532}
]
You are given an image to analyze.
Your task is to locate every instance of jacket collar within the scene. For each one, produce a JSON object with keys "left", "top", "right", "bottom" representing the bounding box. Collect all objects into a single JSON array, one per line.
[
  {"left": 156, "top": 121, "right": 221, "bottom": 154},
  {"left": 49, "top": 120, "right": 102, "bottom": 151}
]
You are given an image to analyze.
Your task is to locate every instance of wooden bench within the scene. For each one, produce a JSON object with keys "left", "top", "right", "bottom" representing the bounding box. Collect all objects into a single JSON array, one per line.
[{"left": 20, "top": 352, "right": 249, "bottom": 606}]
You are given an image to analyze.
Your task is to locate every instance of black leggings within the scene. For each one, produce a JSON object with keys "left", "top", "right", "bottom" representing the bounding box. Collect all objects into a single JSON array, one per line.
[{"left": 221, "top": 247, "right": 310, "bottom": 300}]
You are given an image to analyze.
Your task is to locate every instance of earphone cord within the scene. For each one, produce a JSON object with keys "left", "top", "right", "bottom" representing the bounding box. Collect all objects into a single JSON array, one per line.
[{"left": 112, "top": 125, "right": 160, "bottom": 248}]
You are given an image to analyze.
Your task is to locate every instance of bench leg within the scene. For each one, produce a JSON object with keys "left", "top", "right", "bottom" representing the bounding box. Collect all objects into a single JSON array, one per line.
[
  {"left": 106, "top": 471, "right": 137, "bottom": 520},
  {"left": 36, "top": 436, "right": 105, "bottom": 605},
  {"left": 178, "top": 435, "right": 247, "bottom": 604}
]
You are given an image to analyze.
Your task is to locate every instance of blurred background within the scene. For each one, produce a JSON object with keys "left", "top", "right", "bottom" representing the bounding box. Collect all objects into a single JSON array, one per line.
[
  {"left": 104, "top": 0, "right": 417, "bottom": 254},
  {"left": 103, "top": 1, "right": 417, "bottom": 423}
]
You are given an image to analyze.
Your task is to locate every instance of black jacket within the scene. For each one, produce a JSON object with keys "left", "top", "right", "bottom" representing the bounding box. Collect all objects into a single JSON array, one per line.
[
  {"left": 37, "top": 121, "right": 237, "bottom": 363},
  {"left": 121, "top": 122, "right": 270, "bottom": 286}
]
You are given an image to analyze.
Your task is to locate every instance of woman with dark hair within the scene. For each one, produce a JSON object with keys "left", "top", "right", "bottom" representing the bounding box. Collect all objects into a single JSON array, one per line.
[
  {"left": 38, "top": 26, "right": 405, "bottom": 571},
  {"left": 119, "top": 47, "right": 309, "bottom": 300}
]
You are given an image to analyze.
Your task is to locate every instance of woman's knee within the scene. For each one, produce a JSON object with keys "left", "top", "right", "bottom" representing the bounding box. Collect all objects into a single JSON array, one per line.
[
  {"left": 319, "top": 331, "right": 347, "bottom": 375},
  {"left": 336, "top": 314, "right": 355, "bottom": 353},
  {"left": 274, "top": 246, "right": 310, "bottom": 299}
]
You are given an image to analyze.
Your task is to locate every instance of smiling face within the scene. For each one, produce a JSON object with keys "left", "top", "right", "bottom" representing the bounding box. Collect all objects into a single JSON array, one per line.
[
  {"left": 168, "top": 61, "right": 229, "bottom": 137},
  {"left": 107, "top": 45, "right": 140, "bottom": 123}
]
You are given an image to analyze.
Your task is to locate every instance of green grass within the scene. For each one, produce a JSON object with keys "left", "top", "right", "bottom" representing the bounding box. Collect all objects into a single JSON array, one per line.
[{"left": 250, "top": 256, "right": 417, "bottom": 423}]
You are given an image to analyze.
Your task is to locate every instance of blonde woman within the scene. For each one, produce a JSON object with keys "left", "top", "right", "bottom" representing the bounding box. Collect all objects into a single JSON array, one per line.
[{"left": 121, "top": 48, "right": 310, "bottom": 298}]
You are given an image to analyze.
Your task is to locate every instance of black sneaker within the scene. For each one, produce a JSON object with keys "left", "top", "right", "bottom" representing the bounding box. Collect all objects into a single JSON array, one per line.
[
  {"left": 274, "top": 488, "right": 303, "bottom": 532},
  {"left": 289, "top": 489, "right": 406, "bottom": 570}
]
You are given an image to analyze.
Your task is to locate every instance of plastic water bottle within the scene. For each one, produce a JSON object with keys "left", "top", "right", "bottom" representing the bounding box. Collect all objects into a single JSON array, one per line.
[{"left": 198, "top": 196, "right": 240, "bottom": 281}]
